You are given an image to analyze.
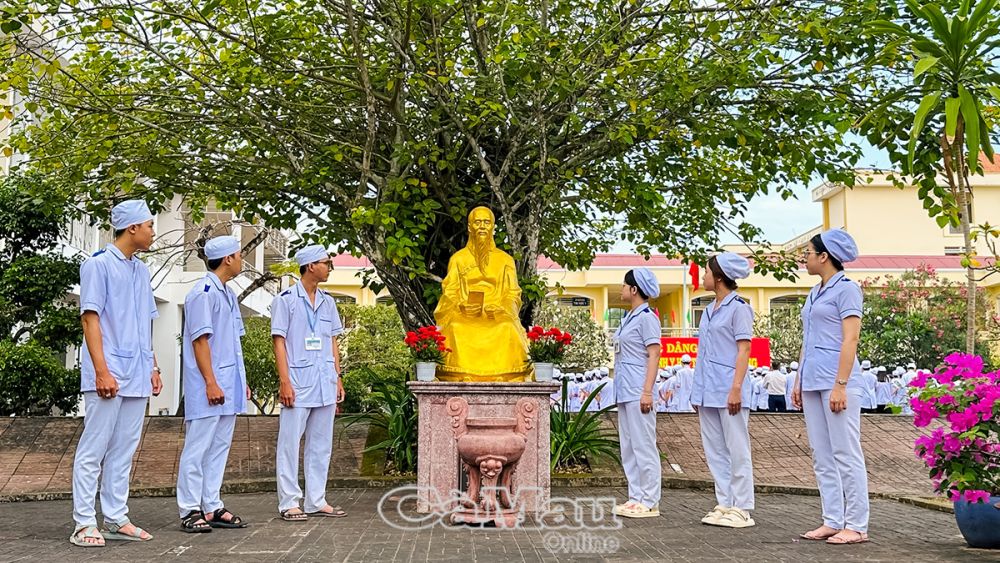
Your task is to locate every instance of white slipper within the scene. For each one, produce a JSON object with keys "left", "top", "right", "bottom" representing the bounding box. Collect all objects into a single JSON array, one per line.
[
  {"left": 714, "top": 508, "right": 756, "bottom": 528},
  {"left": 701, "top": 505, "right": 728, "bottom": 525},
  {"left": 619, "top": 504, "right": 660, "bottom": 519}
]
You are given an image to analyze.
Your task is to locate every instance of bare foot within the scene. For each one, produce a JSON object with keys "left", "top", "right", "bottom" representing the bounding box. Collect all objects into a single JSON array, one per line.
[{"left": 74, "top": 527, "right": 105, "bottom": 546}]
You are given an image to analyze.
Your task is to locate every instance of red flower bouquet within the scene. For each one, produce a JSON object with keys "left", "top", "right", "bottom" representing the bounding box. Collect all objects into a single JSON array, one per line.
[
  {"left": 405, "top": 326, "right": 450, "bottom": 363},
  {"left": 526, "top": 325, "right": 573, "bottom": 364}
]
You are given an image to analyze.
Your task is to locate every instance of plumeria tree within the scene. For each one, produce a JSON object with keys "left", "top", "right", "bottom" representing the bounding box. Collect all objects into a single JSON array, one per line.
[{"left": 861, "top": 0, "right": 1000, "bottom": 353}]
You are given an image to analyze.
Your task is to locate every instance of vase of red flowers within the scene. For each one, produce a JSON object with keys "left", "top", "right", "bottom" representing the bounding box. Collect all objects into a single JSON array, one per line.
[
  {"left": 405, "top": 326, "right": 450, "bottom": 381},
  {"left": 527, "top": 326, "right": 573, "bottom": 382}
]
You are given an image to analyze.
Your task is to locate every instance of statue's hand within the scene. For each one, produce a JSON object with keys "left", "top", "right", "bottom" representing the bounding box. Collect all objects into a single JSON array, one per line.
[
  {"left": 483, "top": 304, "right": 501, "bottom": 319},
  {"left": 461, "top": 302, "right": 483, "bottom": 316}
]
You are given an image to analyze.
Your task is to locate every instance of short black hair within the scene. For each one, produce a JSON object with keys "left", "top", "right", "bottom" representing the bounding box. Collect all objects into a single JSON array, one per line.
[
  {"left": 623, "top": 270, "right": 649, "bottom": 300},
  {"left": 299, "top": 264, "right": 308, "bottom": 275},
  {"left": 113, "top": 228, "right": 126, "bottom": 239},
  {"left": 707, "top": 256, "right": 738, "bottom": 290},
  {"left": 809, "top": 234, "right": 844, "bottom": 271},
  {"left": 207, "top": 257, "right": 223, "bottom": 271}
]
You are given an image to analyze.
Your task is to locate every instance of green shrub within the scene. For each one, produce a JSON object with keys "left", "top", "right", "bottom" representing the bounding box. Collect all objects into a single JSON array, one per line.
[
  {"left": 0, "top": 339, "right": 80, "bottom": 415},
  {"left": 550, "top": 379, "right": 620, "bottom": 472},
  {"left": 243, "top": 316, "right": 279, "bottom": 413},
  {"left": 338, "top": 304, "right": 412, "bottom": 413},
  {"left": 342, "top": 372, "right": 418, "bottom": 475},
  {"left": 532, "top": 300, "right": 611, "bottom": 370}
]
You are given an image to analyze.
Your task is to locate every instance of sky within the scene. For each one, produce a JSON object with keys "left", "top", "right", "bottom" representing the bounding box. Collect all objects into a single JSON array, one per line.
[{"left": 726, "top": 138, "right": 895, "bottom": 245}]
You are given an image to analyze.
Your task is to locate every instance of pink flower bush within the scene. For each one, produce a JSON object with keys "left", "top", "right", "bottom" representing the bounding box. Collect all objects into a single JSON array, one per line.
[{"left": 911, "top": 353, "right": 999, "bottom": 503}]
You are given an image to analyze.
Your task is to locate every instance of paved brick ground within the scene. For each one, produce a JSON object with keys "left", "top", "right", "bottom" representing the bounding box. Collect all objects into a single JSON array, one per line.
[
  {"left": 0, "top": 413, "right": 937, "bottom": 497},
  {"left": 0, "top": 488, "right": 995, "bottom": 562}
]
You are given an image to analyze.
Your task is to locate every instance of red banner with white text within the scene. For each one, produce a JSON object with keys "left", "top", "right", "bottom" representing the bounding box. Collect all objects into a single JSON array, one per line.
[{"left": 659, "top": 337, "right": 771, "bottom": 369}]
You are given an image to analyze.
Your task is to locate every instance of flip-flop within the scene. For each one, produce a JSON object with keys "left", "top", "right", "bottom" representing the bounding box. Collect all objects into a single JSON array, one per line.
[
  {"left": 280, "top": 509, "right": 309, "bottom": 522},
  {"left": 800, "top": 528, "right": 840, "bottom": 540},
  {"left": 207, "top": 507, "right": 248, "bottom": 528},
  {"left": 103, "top": 518, "right": 153, "bottom": 542},
  {"left": 827, "top": 531, "right": 869, "bottom": 545},
  {"left": 69, "top": 525, "right": 105, "bottom": 548},
  {"left": 308, "top": 507, "right": 347, "bottom": 518}
]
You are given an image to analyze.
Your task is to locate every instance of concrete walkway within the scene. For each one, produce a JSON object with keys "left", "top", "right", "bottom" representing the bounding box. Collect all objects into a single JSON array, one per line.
[{"left": 0, "top": 487, "right": 995, "bottom": 562}]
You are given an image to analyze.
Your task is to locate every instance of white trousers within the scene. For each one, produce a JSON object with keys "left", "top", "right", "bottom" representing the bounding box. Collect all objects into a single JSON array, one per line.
[
  {"left": 802, "top": 389, "right": 870, "bottom": 532},
  {"left": 617, "top": 401, "right": 661, "bottom": 508},
  {"left": 72, "top": 392, "right": 147, "bottom": 527},
  {"left": 176, "top": 415, "right": 237, "bottom": 517},
  {"left": 276, "top": 404, "right": 335, "bottom": 513},
  {"left": 698, "top": 407, "right": 755, "bottom": 510}
]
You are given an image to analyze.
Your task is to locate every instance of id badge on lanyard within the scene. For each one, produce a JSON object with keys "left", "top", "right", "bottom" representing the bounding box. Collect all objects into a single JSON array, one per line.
[{"left": 303, "top": 297, "right": 323, "bottom": 351}]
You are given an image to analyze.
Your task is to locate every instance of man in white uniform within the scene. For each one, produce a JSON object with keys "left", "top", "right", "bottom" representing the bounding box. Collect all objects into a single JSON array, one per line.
[
  {"left": 176, "top": 236, "right": 249, "bottom": 533},
  {"left": 272, "top": 245, "right": 346, "bottom": 521},
  {"left": 71, "top": 200, "right": 161, "bottom": 548}
]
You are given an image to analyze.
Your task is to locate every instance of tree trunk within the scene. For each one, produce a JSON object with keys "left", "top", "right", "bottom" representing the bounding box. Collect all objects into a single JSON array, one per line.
[{"left": 952, "top": 134, "right": 977, "bottom": 355}]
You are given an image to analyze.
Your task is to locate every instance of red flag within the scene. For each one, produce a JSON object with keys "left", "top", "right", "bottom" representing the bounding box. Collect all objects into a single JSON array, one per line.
[{"left": 688, "top": 262, "right": 700, "bottom": 291}]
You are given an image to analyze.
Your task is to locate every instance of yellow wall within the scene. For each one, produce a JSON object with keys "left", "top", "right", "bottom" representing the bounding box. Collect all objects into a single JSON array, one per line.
[{"left": 818, "top": 173, "right": 1000, "bottom": 256}]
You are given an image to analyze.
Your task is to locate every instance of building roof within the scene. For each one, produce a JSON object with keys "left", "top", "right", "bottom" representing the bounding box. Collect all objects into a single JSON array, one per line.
[
  {"left": 980, "top": 152, "right": 1000, "bottom": 173},
  {"left": 333, "top": 252, "right": 988, "bottom": 271}
]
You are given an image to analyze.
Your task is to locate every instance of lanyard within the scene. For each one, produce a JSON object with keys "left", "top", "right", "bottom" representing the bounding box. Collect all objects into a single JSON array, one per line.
[{"left": 301, "top": 295, "right": 319, "bottom": 335}]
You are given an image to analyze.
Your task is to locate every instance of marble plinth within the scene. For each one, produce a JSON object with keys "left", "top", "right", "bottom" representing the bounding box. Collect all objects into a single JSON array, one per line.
[{"left": 408, "top": 381, "right": 559, "bottom": 515}]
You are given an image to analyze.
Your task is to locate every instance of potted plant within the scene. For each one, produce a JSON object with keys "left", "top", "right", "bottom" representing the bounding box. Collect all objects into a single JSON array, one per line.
[
  {"left": 910, "top": 353, "right": 1000, "bottom": 549},
  {"left": 404, "top": 326, "right": 449, "bottom": 381},
  {"left": 526, "top": 326, "right": 572, "bottom": 382}
]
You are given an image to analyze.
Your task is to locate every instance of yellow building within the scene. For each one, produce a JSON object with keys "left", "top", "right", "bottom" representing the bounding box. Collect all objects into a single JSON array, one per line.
[{"left": 321, "top": 163, "right": 1000, "bottom": 333}]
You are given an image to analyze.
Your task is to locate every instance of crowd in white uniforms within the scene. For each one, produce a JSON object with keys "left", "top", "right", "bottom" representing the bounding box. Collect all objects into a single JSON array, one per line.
[
  {"left": 70, "top": 200, "right": 346, "bottom": 548},
  {"left": 555, "top": 357, "right": 924, "bottom": 416}
]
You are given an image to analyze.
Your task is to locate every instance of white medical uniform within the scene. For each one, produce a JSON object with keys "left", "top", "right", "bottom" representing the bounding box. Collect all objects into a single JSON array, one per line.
[
  {"left": 690, "top": 292, "right": 755, "bottom": 511},
  {"left": 176, "top": 272, "right": 248, "bottom": 518},
  {"left": 73, "top": 244, "right": 157, "bottom": 528},
  {"left": 799, "top": 271, "right": 869, "bottom": 533},
  {"left": 613, "top": 303, "right": 662, "bottom": 509},
  {"left": 271, "top": 284, "right": 344, "bottom": 513}
]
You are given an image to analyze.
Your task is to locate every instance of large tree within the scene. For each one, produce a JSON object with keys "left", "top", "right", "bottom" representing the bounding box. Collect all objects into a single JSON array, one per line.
[{"left": 2, "top": 0, "right": 878, "bottom": 329}]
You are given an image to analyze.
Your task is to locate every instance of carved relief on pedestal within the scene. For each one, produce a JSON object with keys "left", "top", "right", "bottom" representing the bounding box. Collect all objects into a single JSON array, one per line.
[{"left": 447, "top": 397, "right": 537, "bottom": 526}]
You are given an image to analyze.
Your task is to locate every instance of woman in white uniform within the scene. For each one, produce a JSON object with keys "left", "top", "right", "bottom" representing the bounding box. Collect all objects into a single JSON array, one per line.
[
  {"left": 612, "top": 268, "right": 663, "bottom": 518},
  {"left": 792, "top": 229, "right": 870, "bottom": 544},
  {"left": 690, "top": 253, "right": 756, "bottom": 528}
]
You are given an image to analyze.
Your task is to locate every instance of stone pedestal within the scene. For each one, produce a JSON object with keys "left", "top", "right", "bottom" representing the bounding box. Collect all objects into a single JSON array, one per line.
[{"left": 408, "top": 381, "right": 559, "bottom": 516}]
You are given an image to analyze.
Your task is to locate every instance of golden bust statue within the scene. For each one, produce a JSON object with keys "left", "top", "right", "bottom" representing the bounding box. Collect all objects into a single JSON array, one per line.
[{"left": 433, "top": 206, "right": 531, "bottom": 382}]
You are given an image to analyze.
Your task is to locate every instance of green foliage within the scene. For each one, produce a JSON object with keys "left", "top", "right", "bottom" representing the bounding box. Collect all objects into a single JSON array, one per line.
[
  {"left": 858, "top": 266, "right": 997, "bottom": 369},
  {"left": 533, "top": 300, "right": 611, "bottom": 370},
  {"left": 0, "top": 339, "right": 79, "bottom": 415},
  {"left": 0, "top": 174, "right": 82, "bottom": 349},
  {"left": 753, "top": 302, "right": 805, "bottom": 366},
  {"left": 338, "top": 304, "right": 412, "bottom": 413},
  {"left": 242, "top": 316, "right": 278, "bottom": 413},
  {"left": 342, "top": 374, "right": 418, "bottom": 475},
  {"left": 551, "top": 379, "right": 620, "bottom": 472},
  {"left": 2, "top": 0, "right": 881, "bottom": 331},
  {"left": 0, "top": 174, "right": 82, "bottom": 415}
]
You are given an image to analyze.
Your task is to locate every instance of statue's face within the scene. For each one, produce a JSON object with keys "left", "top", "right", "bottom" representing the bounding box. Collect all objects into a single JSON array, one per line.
[{"left": 469, "top": 209, "right": 494, "bottom": 241}]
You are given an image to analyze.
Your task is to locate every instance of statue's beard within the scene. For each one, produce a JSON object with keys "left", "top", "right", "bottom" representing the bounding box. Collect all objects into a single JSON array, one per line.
[{"left": 469, "top": 232, "right": 495, "bottom": 271}]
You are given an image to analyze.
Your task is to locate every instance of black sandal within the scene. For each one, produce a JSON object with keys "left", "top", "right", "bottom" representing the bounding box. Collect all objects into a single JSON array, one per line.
[
  {"left": 280, "top": 508, "right": 309, "bottom": 522},
  {"left": 181, "top": 510, "right": 212, "bottom": 533},
  {"left": 207, "top": 507, "right": 247, "bottom": 528}
]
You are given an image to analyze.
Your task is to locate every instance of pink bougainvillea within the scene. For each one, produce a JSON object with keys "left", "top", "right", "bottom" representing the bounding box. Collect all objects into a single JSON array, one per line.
[{"left": 911, "top": 354, "right": 999, "bottom": 503}]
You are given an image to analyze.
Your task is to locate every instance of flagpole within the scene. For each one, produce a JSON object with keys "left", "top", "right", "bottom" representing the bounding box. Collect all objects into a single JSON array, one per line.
[{"left": 681, "top": 261, "right": 689, "bottom": 336}]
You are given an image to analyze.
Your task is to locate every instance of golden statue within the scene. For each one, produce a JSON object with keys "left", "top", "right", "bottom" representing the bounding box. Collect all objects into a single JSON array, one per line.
[{"left": 434, "top": 207, "right": 531, "bottom": 382}]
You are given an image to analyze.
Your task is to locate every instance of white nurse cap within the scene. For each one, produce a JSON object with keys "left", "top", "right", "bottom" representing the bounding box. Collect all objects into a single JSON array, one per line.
[
  {"left": 716, "top": 252, "right": 751, "bottom": 280},
  {"left": 819, "top": 228, "right": 859, "bottom": 263}
]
